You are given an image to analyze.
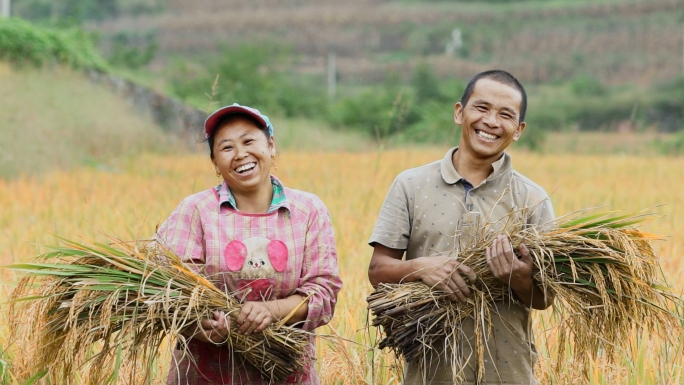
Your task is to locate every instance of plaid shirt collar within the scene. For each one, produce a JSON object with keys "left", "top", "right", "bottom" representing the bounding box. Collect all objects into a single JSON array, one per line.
[{"left": 215, "top": 176, "right": 290, "bottom": 214}]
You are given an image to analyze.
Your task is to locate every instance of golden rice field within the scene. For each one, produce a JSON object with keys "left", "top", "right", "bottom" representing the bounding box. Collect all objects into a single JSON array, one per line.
[{"left": 1, "top": 148, "right": 683, "bottom": 384}]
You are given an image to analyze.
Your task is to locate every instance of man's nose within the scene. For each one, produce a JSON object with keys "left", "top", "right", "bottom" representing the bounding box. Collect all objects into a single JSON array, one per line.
[{"left": 483, "top": 111, "right": 499, "bottom": 127}]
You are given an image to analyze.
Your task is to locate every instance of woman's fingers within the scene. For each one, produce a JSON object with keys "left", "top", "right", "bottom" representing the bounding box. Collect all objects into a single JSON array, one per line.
[
  {"left": 244, "top": 312, "right": 271, "bottom": 335},
  {"left": 254, "top": 316, "right": 272, "bottom": 332},
  {"left": 236, "top": 306, "right": 252, "bottom": 326}
]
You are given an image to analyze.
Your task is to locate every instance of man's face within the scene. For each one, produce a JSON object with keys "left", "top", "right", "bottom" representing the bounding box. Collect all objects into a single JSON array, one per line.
[{"left": 454, "top": 78, "right": 526, "bottom": 161}]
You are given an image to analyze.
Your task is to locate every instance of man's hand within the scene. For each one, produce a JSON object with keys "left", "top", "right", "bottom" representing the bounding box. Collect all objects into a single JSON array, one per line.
[
  {"left": 486, "top": 234, "right": 552, "bottom": 310},
  {"left": 413, "top": 256, "right": 477, "bottom": 303},
  {"left": 236, "top": 301, "right": 275, "bottom": 335},
  {"left": 368, "top": 244, "right": 476, "bottom": 303},
  {"left": 486, "top": 234, "right": 533, "bottom": 292}
]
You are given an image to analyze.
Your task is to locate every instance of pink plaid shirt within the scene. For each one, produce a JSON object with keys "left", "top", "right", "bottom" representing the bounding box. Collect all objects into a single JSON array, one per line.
[{"left": 156, "top": 179, "right": 342, "bottom": 385}]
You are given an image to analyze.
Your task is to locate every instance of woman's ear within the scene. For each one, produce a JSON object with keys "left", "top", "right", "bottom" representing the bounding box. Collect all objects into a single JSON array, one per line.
[{"left": 269, "top": 136, "right": 276, "bottom": 157}]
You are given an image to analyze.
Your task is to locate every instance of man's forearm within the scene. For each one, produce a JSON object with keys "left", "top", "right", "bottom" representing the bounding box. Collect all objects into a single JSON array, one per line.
[
  {"left": 368, "top": 254, "right": 423, "bottom": 286},
  {"left": 511, "top": 279, "right": 553, "bottom": 310}
]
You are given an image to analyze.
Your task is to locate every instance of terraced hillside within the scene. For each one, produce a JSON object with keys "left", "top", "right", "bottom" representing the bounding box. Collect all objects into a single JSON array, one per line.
[{"left": 93, "top": 0, "right": 684, "bottom": 84}]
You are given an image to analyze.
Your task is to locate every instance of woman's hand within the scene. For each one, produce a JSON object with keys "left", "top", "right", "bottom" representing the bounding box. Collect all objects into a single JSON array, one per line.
[
  {"left": 183, "top": 311, "right": 231, "bottom": 345},
  {"left": 236, "top": 301, "right": 275, "bottom": 335}
]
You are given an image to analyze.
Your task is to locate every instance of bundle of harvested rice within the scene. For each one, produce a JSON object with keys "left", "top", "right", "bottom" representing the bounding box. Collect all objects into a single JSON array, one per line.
[
  {"left": 367, "top": 209, "right": 683, "bottom": 382},
  {"left": 7, "top": 237, "right": 311, "bottom": 384}
]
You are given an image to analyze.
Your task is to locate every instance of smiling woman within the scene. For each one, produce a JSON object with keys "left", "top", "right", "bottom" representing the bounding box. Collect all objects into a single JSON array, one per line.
[{"left": 155, "top": 103, "right": 343, "bottom": 385}]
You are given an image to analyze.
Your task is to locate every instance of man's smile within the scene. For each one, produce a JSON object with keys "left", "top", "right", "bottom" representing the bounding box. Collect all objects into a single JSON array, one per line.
[{"left": 475, "top": 129, "right": 498, "bottom": 141}]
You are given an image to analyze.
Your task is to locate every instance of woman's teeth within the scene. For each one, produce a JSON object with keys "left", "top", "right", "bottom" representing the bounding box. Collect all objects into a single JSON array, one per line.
[{"left": 236, "top": 163, "right": 256, "bottom": 173}]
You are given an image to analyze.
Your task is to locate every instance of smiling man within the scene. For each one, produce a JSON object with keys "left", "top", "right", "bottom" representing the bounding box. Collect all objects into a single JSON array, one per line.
[{"left": 368, "top": 70, "right": 555, "bottom": 385}]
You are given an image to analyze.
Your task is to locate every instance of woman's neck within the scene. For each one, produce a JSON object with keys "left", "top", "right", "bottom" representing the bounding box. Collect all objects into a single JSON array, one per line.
[{"left": 231, "top": 182, "right": 273, "bottom": 214}]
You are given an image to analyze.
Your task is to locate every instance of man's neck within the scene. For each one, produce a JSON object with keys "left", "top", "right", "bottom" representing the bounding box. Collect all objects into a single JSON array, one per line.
[{"left": 452, "top": 147, "right": 503, "bottom": 187}]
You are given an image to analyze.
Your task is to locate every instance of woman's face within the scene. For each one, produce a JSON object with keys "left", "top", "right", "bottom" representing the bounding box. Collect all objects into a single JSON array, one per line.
[{"left": 211, "top": 117, "right": 275, "bottom": 197}]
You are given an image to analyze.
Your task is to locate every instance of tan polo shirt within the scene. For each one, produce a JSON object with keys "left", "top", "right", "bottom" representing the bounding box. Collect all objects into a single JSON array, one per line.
[{"left": 369, "top": 147, "right": 554, "bottom": 385}]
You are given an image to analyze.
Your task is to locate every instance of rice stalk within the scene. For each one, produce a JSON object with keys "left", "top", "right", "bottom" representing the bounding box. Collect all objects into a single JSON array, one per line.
[
  {"left": 367, "top": 208, "right": 683, "bottom": 383},
  {"left": 6, "top": 237, "right": 311, "bottom": 384}
]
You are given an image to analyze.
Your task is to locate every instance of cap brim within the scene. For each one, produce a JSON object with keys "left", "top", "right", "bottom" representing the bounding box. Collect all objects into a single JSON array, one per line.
[{"left": 204, "top": 105, "right": 268, "bottom": 137}]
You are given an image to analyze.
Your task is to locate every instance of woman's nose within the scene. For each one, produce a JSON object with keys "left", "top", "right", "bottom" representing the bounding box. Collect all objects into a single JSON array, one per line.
[{"left": 234, "top": 146, "right": 246, "bottom": 158}]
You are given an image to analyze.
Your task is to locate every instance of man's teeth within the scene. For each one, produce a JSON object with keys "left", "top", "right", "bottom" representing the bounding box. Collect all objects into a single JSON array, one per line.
[
  {"left": 236, "top": 163, "right": 256, "bottom": 172},
  {"left": 476, "top": 130, "right": 497, "bottom": 140}
]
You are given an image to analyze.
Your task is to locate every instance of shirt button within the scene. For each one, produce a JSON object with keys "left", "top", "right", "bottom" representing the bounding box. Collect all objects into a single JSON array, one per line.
[
  {"left": 467, "top": 204, "right": 474, "bottom": 211},
  {"left": 469, "top": 191, "right": 474, "bottom": 196}
]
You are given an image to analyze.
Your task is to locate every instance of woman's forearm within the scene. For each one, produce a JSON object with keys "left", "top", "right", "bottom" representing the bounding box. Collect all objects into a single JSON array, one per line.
[{"left": 263, "top": 294, "right": 309, "bottom": 325}]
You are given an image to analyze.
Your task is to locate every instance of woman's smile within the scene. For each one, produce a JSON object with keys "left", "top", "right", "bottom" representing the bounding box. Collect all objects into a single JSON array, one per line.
[{"left": 211, "top": 116, "right": 274, "bottom": 200}]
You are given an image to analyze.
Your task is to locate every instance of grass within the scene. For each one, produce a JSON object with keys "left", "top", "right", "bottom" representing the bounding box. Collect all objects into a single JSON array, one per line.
[
  {"left": 0, "top": 64, "right": 374, "bottom": 180},
  {"left": 0, "top": 63, "right": 177, "bottom": 179},
  {"left": 1, "top": 147, "right": 683, "bottom": 384}
]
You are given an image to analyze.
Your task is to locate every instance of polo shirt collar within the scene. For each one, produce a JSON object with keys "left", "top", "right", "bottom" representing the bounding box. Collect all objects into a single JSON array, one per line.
[
  {"left": 439, "top": 146, "right": 512, "bottom": 185},
  {"left": 215, "top": 175, "right": 291, "bottom": 213}
]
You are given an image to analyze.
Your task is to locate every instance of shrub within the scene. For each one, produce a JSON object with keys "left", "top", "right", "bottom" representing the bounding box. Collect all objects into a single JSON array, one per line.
[
  {"left": 570, "top": 74, "right": 606, "bottom": 96},
  {"left": 169, "top": 43, "right": 327, "bottom": 118},
  {"left": 108, "top": 30, "right": 158, "bottom": 69},
  {"left": 0, "top": 18, "right": 107, "bottom": 70},
  {"left": 329, "top": 87, "right": 418, "bottom": 139}
]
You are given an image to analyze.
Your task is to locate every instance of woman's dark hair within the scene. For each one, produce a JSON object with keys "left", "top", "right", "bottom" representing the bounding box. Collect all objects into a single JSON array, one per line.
[
  {"left": 207, "top": 113, "right": 270, "bottom": 159},
  {"left": 460, "top": 70, "right": 527, "bottom": 123}
]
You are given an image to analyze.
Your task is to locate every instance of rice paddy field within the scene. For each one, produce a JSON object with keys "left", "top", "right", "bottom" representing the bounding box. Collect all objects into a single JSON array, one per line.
[{"left": 1, "top": 148, "right": 683, "bottom": 384}]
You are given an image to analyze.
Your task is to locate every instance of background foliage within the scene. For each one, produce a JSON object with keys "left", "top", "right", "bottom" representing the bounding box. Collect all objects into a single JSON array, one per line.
[{"left": 0, "top": 18, "right": 106, "bottom": 69}]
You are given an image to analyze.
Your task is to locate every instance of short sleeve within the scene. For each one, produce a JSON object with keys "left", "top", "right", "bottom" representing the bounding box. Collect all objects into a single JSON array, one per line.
[
  {"left": 294, "top": 199, "right": 342, "bottom": 331},
  {"left": 154, "top": 198, "right": 206, "bottom": 266},
  {"left": 528, "top": 194, "right": 555, "bottom": 228},
  {"left": 368, "top": 177, "right": 412, "bottom": 251}
]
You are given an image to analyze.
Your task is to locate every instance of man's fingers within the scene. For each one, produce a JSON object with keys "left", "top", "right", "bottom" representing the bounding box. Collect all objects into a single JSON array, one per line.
[
  {"left": 496, "top": 236, "right": 513, "bottom": 269},
  {"left": 445, "top": 279, "right": 467, "bottom": 302},
  {"left": 519, "top": 243, "right": 531, "bottom": 261},
  {"left": 457, "top": 262, "right": 477, "bottom": 283},
  {"left": 487, "top": 244, "right": 502, "bottom": 274}
]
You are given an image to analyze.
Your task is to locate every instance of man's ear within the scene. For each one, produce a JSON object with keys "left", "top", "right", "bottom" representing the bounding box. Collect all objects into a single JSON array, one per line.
[
  {"left": 512, "top": 121, "right": 526, "bottom": 141},
  {"left": 454, "top": 102, "right": 464, "bottom": 125}
]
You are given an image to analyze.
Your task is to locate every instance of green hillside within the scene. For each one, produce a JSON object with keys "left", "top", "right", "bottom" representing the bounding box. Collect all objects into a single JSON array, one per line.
[
  {"left": 0, "top": 64, "right": 177, "bottom": 179},
  {"left": 6, "top": 1, "right": 684, "bottom": 153}
]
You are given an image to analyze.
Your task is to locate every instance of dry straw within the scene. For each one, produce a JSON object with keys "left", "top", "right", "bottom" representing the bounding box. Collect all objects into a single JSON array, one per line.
[
  {"left": 7, "top": 237, "right": 311, "bottom": 384},
  {"left": 367, "top": 208, "right": 683, "bottom": 383}
]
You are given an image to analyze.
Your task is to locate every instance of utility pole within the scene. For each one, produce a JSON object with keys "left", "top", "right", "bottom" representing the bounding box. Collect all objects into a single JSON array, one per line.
[
  {"left": 327, "top": 43, "right": 337, "bottom": 102},
  {"left": 1, "top": 0, "right": 10, "bottom": 18}
]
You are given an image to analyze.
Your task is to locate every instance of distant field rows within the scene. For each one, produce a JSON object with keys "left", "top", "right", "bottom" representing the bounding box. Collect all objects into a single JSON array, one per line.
[
  {"left": 93, "top": 0, "right": 684, "bottom": 84},
  {"left": 2, "top": 149, "right": 683, "bottom": 384}
]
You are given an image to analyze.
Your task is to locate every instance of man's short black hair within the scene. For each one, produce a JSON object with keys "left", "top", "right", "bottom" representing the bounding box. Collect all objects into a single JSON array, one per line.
[{"left": 460, "top": 70, "right": 527, "bottom": 123}]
